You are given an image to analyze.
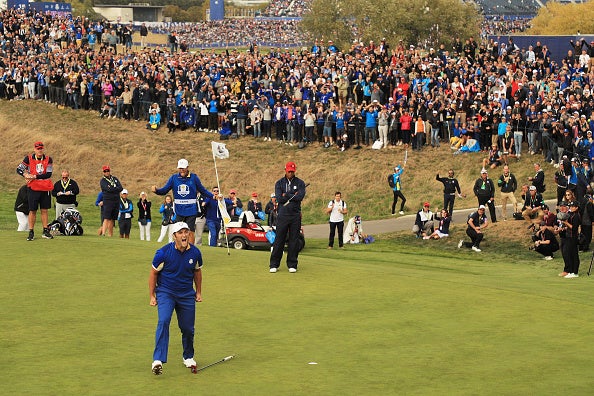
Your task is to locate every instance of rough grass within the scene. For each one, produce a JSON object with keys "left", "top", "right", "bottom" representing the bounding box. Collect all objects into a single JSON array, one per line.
[{"left": 0, "top": 100, "right": 556, "bottom": 225}]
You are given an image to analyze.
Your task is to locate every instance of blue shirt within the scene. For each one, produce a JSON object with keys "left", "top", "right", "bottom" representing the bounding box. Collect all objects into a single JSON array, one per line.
[
  {"left": 154, "top": 173, "right": 213, "bottom": 217},
  {"left": 152, "top": 243, "right": 202, "bottom": 297}
]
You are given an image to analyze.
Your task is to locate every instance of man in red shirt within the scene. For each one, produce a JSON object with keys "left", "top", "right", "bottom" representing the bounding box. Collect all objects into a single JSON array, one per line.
[{"left": 16, "top": 141, "right": 54, "bottom": 240}]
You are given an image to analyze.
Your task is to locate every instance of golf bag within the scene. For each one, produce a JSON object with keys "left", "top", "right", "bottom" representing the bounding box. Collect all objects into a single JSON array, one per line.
[{"left": 49, "top": 208, "right": 84, "bottom": 236}]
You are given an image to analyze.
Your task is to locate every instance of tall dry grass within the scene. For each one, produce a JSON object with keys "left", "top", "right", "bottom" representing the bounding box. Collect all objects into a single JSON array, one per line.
[{"left": 0, "top": 100, "right": 556, "bottom": 223}]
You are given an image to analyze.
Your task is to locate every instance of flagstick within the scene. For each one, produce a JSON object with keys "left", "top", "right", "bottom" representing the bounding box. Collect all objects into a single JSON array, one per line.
[{"left": 212, "top": 153, "right": 231, "bottom": 255}]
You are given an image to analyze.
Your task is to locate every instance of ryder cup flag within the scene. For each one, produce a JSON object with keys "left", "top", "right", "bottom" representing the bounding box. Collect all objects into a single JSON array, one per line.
[
  {"left": 218, "top": 199, "right": 232, "bottom": 225},
  {"left": 211, "top": 141, "right": 230, "bottom": 159}
]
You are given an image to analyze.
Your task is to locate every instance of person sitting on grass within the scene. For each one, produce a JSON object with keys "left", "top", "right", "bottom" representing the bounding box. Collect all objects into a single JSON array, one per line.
[
  {"left": 412, "top": 202, "right": 434, "bottom": 238},
  {"left": 482, "top": 144, "right": 502, "bottom": 169},
  {"left": 425, "top": 208, "right": 451, "bottom": 240}
]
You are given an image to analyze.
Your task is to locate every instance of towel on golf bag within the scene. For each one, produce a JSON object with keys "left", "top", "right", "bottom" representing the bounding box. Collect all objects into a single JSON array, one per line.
[
  {"left": 49, "top": 208, "right": 84, "bottom": 236},
  {"left": 265, "top": 229, "right": 276, "bottom": 244}
]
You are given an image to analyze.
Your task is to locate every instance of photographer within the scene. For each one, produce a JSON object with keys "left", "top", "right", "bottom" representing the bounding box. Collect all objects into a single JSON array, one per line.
[
  {"left": 530, "top": 222, "right": 559, "bottom": 261},
  {"left": 555, "top": 201, "right": 581, "bottom": 278}
]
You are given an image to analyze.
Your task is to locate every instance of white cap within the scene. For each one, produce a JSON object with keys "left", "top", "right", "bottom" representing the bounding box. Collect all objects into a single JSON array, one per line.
[
  {"left": 478, "top": 205, "right": 486, "bottom": 209},
  {"left": 170, "top": 222, "right": 190, "bottom": 234},
  {"left": 121, "top": 189, "right": 128, "bottom": 194},
  {"left": 177, "top": 158, "right": 189, "bottom": 169}
]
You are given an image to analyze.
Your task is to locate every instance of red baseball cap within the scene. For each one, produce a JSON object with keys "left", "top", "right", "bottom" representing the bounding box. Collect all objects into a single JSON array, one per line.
[
  {"left": 102, "top": 165, "right": 111, "bottom": 172},
  {"left": 423, "top": 202, "right": 430, "bottom": 207},
  {"left": 251, "top": 192, "right": 258, "bottom": 197},
  {"left": 285, "top": 161, "right": 297, "bottom": 172},
  {"left": 34, "top": 141, "right": 44, "bottom": 149}
]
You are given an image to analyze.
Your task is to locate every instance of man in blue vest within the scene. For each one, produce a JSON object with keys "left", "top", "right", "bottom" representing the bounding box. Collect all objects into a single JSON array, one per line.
[{"left": 152, "top": 159, "right": 214, "bottom": 245}]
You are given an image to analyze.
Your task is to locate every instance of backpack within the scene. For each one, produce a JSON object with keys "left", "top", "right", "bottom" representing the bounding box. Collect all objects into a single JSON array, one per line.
[{"left": 388, "top": 174, "right": 395, "bottom": 188}]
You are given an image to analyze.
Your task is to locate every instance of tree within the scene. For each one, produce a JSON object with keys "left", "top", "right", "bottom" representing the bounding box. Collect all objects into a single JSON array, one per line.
[
  {"left": 301, "top": 0, "right": 481, "bottom": 50},
  {"left": 529, "top": 2, "right": 594, "bottom": 35}
]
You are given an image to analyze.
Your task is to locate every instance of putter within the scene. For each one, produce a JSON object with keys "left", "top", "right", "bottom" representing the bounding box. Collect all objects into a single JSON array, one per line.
[
  {"left": 194, "top": 355, "right": 235, "bottom": 373},
  {"left": 283, "top": 183, "right": 310, "bottom": 206},
  {"left": 588, "top": 251, "right": 594, "bottom": 276}
]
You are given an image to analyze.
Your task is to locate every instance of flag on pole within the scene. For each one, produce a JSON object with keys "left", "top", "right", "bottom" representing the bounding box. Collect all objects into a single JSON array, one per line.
[
  {"left": 218, "top": 198, "right": 232, "bottom": 225},
  {"left": 211, "top": 141, "right": 230, "bottom": 159}
]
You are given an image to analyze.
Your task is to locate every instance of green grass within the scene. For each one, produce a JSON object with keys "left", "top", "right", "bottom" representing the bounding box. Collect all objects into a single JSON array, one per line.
[{"left": 2, "top": 201, "right": 594, "bottom": 394}]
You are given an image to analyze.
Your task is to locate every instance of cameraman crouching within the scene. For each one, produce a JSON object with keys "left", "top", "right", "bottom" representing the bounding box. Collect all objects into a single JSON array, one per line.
[{"left": 530, "top": 221, "right": 559, "bottom": 261}]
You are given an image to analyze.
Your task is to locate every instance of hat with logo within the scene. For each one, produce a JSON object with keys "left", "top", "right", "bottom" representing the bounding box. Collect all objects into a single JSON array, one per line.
[
  {"left": 170, "top": 222, "right": 190, "bottom": 234},
  {"left": 34, "top": 141, "right": 44, "bottom": 149},
  {"left": 285, "top": 161, "right": 297, "bottom": 171},
  {"left": 177, "top": 158, "right": 189, "bottom": 169},
  {"left": 102, "top": 165, "right": 110, "bottom": 172}
]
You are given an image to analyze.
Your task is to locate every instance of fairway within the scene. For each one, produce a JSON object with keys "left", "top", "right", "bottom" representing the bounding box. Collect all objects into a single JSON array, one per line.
[{"left": 2, "top": 228, "right": 594, "bottom": 395}]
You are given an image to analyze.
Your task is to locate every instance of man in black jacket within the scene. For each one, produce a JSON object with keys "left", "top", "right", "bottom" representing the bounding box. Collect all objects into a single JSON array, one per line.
[
  {"left": 473, "top": 169, "right": 497, "bottom": 223},
  {"left": 436, "top": 169, "right": 464, "bottom": 215}
]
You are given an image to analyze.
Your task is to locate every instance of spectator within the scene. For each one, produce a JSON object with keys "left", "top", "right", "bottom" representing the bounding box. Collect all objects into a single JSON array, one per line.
[
  {"left": 425, "top": 209, "right": 451, "bottom": 240},
  {"left": 530, "top": 223, "right": 559, "bottom": 261},
  {"left": 412, "top": 202, "right": 434, "bottom": 238},
  {"left": 226, "top": 189, "right": 243, "bottom": 221},
  {"left": 343, "top": 215, "right": 367, "bottom": 244},
  {"left": 118, "top": 189, "right": 134, "bottom": 239},
  {"left": 265, "top": 193, "right": 278, "bottom": 227},
  {"left": 521, "top": 185, "right": 545, "bottom": 223},
  {"left": 326, "top": 191, "right": 348, "bottom": 249},
  {"left": 157, "top": 195, "right": 176, "bottom": 243},
  {"left": 389, "top": 164, "right": 407, "bottom": 215},
  {"left": 137, "top": 191, "right": 152, "bottom": 242}
]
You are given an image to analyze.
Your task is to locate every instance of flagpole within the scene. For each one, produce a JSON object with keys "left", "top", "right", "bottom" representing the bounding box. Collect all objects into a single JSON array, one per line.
[{"left": 212, "top": 145, "right": 231, "bottom": 255}]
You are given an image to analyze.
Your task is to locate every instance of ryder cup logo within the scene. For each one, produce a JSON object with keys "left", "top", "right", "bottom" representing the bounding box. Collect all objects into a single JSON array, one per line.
[
  {"left": 177, "top": 184, "right": 190, "bottom": 197},
  {"left": 36, "top": 163, "right": 45, "bottom": 174}
]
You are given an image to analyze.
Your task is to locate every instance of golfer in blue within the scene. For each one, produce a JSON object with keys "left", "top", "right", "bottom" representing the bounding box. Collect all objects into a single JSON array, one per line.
[{"left": 149, "top": 222, "right": 203, "bottom": 375}]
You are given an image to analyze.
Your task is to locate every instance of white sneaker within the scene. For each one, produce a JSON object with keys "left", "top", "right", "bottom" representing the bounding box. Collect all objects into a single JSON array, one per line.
[
  {"left": 564, "top": 273, "right": 579, "bottom": 278},
  {"left": 399, "top": 211, "right": 405, "bottom": 215},
  {"left": 152, "top": 360, "right": 163, "bottom": 375},
  {"left": 269, "top": 267, "right": 277, "bottom": 273},
  {"left": 544, "top": 256, "right": 553, "bottom": 261},
  {"left": 458, "top": 239, "right": 464, "bottom": 249},
  {"left": 183, "top": 357, "right": 196, "bottom": 368},
  {"left": 471, "top": 246, "right": 482, "bottom": 252},
  {"left": 288, "top": 267, "right": 297, "bottom": 273},
  {"left": 423, "top": 236, "right": 430, "bottom": 240}
]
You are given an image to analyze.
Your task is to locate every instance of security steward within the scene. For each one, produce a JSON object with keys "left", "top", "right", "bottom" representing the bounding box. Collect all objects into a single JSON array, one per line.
[
  {"left": 269, "top": 161, "right": 307, "bottom": 273},
  {"left": 473, "top": 169, "right": 497, "bottom": 223}
]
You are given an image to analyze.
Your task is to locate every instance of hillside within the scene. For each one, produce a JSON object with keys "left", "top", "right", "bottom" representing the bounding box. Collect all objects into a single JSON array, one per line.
[{"left": 0, "top": 101, "right": 557, "bottom": 224}]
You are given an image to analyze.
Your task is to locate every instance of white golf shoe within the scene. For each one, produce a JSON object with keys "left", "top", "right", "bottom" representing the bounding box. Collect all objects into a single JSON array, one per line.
[
  {"left": 152, "top": 360, "right": 163, "bottom": 375},
  {"left": 183, "top": 357, "right": 197, "bottom": 368},
  {"left": 269, "top": 267, "right": 277, "bottom": 273},
  {"left": 288, "top": 267, "right": 297, "bottom": 273}
]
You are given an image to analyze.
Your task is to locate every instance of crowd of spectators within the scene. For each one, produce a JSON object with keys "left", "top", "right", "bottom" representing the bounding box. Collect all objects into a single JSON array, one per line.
[{"left": 258, "top": 0, "right": 311, "bottom": 18}]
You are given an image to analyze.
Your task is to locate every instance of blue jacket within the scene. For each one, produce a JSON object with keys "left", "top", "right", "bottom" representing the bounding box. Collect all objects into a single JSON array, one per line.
[
  {"left": 155, "top": 173, "right": 213, "bottom": 217},
  {"left": 204, "top": 197, "right": 233, "bottom": 222},
  {"left": 363, "top": 109, "right": 378, "bottom": 128},
  {"left": 118, "top": 198, "right": 134, "bottom": 221}
]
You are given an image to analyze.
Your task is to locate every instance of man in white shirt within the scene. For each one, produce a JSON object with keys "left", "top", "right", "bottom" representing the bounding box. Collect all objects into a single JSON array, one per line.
[{"left": 326, "top": 191, "right": 348, "bottom": 249}]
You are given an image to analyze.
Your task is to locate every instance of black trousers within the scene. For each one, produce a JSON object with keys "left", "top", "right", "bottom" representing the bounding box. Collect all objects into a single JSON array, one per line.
[
  {"left": 329, "top": 221, "right": 344, "bottom": 248},
  {"left": 270, "top": 214, "right": 301, "bottom": 270},
  {"left": 443, "top": 193, "right": 455, "bottom": 215},
  {"left": 561, "top": 237, "right": 580, "bottom": 274},
  {"left": 391, "top": 190, "right": 407, "bottom": 214},
  {"left": 466, "top": 227, "right": 483, "bottom": 248}
]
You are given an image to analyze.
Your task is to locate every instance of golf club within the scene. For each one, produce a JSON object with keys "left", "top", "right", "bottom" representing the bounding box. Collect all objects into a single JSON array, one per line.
[
  {"left": 283, "top": 183, "right": 310, "bottom": 206},
  {"left": 193, "top": 355, "right": 235, "bottom": 373}
]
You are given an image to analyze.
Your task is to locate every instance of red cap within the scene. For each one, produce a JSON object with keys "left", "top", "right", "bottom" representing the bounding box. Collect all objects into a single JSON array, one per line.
[
  {"left": 102, "top": 165, "right": 110, "bottom": 172},
  {"left": 229, "top": 189, "right": 237, "bottom": 194},
  {"left": 285, "top": 161, "right": 297, "bottom": 172},
  {"left": 34, "top": 141, "right": 44, "bottom": 149},
  {"left": 423, "top": 202, "right": 430, "bottom": 207},
  {"left": 251, "top": 192, "right": 258, "bottom": 197}
]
